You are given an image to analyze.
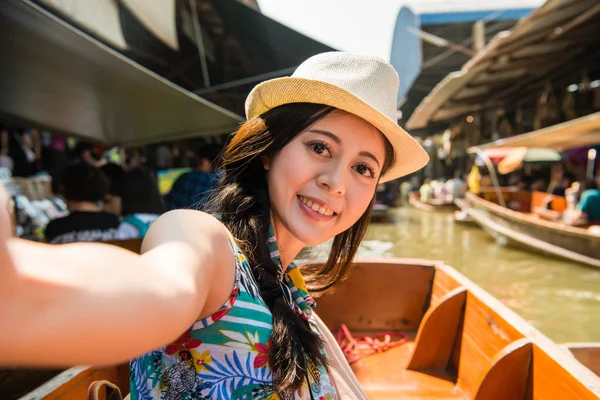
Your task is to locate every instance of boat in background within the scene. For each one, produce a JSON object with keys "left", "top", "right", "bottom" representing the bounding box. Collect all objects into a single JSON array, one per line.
[
  {"left": 13, "top": 239, "right": 600, "bottom": 400},
  {"left": 371, "top": 203, "right": 391, "bottom": 222},
  {"left": 465, "top": 189, "right": 600, "bottom": 268},
  {"left": 460, "top": 113, "right": 600, "bottom": 269},
  {"left": 408, "top": 192, "right": 457, "bottom": 213},
  {"left": 453, "top": 198, "right": 475, "bottom": 224}
]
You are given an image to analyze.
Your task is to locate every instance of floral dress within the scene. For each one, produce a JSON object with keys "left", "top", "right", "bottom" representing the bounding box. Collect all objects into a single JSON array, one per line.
[{"left": 129, "top": 226, "right": 337, "bottom": 400}]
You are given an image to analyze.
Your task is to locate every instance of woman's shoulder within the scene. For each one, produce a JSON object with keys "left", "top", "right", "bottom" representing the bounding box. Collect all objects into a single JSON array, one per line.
[{"left": 144, "top": 210, "right": 228, "bottom": 246}]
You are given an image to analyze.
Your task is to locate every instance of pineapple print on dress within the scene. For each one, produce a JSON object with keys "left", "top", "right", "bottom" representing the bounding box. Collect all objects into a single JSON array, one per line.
[{"left": 161, "top": 333, "right": 211, "bottom": 399}]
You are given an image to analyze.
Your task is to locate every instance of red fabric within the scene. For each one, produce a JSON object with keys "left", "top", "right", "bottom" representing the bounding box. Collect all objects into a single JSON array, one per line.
[{"left": 335, "top": 324, "right": 408, "bottom": 364}]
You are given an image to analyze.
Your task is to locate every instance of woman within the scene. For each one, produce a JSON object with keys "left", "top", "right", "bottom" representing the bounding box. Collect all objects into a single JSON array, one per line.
[
  {"left": 114, "top": 167, "right": 165, "bottom": 240},
  {"left": 0, "top": 52, "right": 428, "bottom": 399}
]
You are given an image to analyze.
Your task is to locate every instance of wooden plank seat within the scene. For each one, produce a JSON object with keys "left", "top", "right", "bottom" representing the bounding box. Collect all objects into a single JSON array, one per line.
[
  {"left": 351, "top": 288, "right": 468, "bottom": 399},
  {"left": 474, "top": 338, "right": 532, "bottom": 400}
]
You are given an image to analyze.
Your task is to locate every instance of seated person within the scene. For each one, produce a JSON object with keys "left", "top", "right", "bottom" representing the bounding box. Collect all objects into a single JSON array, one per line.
[
  {"left": 100, "top": 162, "right": 125, "bottom": 217},
  {"left": 563, "top": 180, "right": 600, "bottom": 225},
  {"left": 552, "top": 175, "right": 573, "bottom": 197},
  {"left": 45, "top": 162, "right": 120, "bottom": 244},
  {"left": 164, "top": 154, "right": 220, "bottom": 211},
  {"left": 114, "top": 167, "right": 165, "bottom": 239},
  {"left": 577, "top": 180, "right": 600, "bottom": 221}
]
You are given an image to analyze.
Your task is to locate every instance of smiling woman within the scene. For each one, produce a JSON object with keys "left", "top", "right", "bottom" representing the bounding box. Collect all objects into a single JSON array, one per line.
[{"left": 0, "top": 52, "right": 428, "bottom": 400}]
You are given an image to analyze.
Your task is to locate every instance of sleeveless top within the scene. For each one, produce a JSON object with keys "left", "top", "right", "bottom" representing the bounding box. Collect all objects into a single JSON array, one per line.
[{"left": 129, "top": 226, "right": 337, "bottom": 400}]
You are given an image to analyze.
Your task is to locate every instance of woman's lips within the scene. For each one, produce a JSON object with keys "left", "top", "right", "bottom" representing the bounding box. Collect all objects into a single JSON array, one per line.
[{"left": 297, "top": 196, "right": 337, "bottom": 222}]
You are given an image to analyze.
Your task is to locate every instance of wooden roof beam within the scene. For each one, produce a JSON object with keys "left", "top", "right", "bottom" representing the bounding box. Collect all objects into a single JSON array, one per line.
[
  {"left": 478, "top": 0, "right": 594, "bottom": 64},
  {"left": 495, "top": 0, "right": 593, "bottom": 48},
  {"left": 511, "top": 40, "right": 575, "bottom": 59},
  {"left": 548, "top": 3, "right": 600, "bottom": 40}
]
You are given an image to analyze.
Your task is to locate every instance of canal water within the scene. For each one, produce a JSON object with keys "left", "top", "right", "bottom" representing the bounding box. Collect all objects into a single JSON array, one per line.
[{"left": 357, "top": 206, "right": 600, "bottom": 343}]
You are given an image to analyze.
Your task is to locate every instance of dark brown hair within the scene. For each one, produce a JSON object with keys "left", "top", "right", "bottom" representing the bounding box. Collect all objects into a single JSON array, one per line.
[
  {"left": 120, "top": 167, "right": 165, "bottom": 216},
  {"left": 206, "top": 103, "right": 394, "bottom": 397},
  {"left": 62, "top": 161, "right": 110, "bottom": 203}
]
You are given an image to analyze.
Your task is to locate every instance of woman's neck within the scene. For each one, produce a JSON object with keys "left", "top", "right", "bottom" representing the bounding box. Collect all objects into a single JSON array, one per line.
[
  {"left": 270, "top": 215, "right": 304, "bottom": 268},
  {"left": 67, "top": 201, "right": 102, "bottom": 212}
]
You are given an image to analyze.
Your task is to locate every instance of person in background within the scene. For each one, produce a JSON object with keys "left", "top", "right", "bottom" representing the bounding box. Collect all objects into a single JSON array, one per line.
[
  {"left": 100, "top": 162, "right": 126, "bottom": 217},
  {"left": 420, "top": 178, "right": 433, "bottom": 202},
  {"left": 530, "top": 178, "right": 548, "bottom": 192},
  {"left": 563, "top": 179, "right": 600, "bottom": 225},
  {"left": 44, "top": 162, "right": 120, "bottom": 243},
  {"left": 114, "top": 167, "right": 165, "bottom": 240},
  {"left": 552, "top": 174, "right": 574, "bottom": 197},
  {"left": 154, "top": 144, "right": 172, "bottom": 170},
  {"left": 164, "top": 153, "right": 220, "bottom": 210},
  {"left": 73, "top": 141, "right": 106, "bottom": 168},
  {"left": 5, "top": 129, "right": 37, "bottom": 177},
  {"left": 576, "top": 179, "right": 600, "bottom": 221},
  {"left": 0, "top": 127, "right": 13, "bottom": 172}
]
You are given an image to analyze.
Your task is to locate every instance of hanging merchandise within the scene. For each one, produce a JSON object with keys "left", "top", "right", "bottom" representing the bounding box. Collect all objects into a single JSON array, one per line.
[
  {"left": 515, "top": 105, "right": 524, "bottom": 134},
  {"left": 534, "top": 84, "right": 559, "bottom": 130},
  {"left": 3, "top": 173, "right": 67, "bottom": 241},
  {"left": 562, "top": 89, "right": 577, "bottom": 120},
  {"left": 577, "top": 70, "right": 594, "bottom": 115},
  {"left": 498, "top": 117, "right": 514, "bottom": 139}
]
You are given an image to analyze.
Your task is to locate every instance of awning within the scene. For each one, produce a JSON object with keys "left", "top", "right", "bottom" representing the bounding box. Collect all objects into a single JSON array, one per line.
[
  {"left": 394, "top": 7, "right": 533, "bottom": 128},
  {"left": 0, "top": 0, "right": 243, "bottom": 146},
  {"left": 406, "top": 0, "right": 600, "bottom": 130},
  {"left": 468, "top": 112, "right": 600, "bottom": 152},
  {"left": 38, "top": 0, "right": 179, "bottom": 50}
]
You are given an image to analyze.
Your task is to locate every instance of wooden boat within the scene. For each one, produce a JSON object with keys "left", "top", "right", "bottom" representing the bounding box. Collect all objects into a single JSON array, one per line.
[
  {"left": 465, "top": 190, "right": 600, "bottom": 269},
  {"left": 453, "top": 198, "right": 475, "bottom": 224},
  {"left": 371, "top": 203, "right": 391, "bottom": 222},
  {"left": 456, "top": 113, "right": 600, "bottom": 269},
  {"left": 15, "top": 244, "right": 600, "bottom": 399},
  {"left": 408, "top": 192, "right": 457, "bottom": 213},
  {"left": 561, "top": 343, "right": 600, "bottom": 378}
]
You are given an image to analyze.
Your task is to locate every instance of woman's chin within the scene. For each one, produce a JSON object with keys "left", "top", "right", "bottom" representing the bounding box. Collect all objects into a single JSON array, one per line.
[{"left": 291, "top": 228, "right": 332, "bottom": 247}]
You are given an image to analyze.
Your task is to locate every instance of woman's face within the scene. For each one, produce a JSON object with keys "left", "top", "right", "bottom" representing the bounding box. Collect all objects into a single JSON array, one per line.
[{"left": 265, "top": 111, "right": 386, "bottom": 247}]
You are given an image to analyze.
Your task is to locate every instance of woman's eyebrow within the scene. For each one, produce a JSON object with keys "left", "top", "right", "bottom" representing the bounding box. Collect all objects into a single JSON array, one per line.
[
  {"left": 308, "top": 129, "right": 341, "bottom": 144},
  {"left": 358, "top": 151, "right": 381, "bottom": 168},
  {"left": 308, "top": 129, "right": 381, "bottom": 167}
]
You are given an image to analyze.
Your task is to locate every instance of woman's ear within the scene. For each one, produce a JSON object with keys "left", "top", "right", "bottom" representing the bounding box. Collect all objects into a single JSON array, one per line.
[{"left": 261, "top": 155, "right": 271, "bottom": 171}]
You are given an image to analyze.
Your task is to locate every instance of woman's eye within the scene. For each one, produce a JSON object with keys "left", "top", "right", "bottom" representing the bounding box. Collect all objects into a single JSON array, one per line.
[
  {"left": 354, "top": 164, "right": 375, "bottom": 178},
  {"left": 309, "top": 142, "right": 330, "bottom": 156}
]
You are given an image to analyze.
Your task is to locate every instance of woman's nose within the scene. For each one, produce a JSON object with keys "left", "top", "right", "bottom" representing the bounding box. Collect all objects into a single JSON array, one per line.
[{"left": 317, "top": 165, "right": 347, "bottom": 196}]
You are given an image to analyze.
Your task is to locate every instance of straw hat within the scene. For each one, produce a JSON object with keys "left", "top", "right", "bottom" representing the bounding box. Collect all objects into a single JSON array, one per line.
[{"left": 245, "top": 51, "right": 429, "bottom": 182}]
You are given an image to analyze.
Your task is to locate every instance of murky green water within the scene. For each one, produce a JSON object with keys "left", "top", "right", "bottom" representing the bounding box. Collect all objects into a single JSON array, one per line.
[{"left": 357, "top": 207, "right": 600, "bottom": 343}]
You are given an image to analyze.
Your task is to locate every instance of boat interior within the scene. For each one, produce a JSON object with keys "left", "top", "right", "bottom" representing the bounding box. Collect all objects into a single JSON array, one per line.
[{"left": 13, "top": 240, "right": 599, "bottom": 400}]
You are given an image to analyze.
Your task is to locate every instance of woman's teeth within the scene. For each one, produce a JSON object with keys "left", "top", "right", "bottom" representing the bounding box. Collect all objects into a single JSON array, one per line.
[{"left": 299, "top": 196, "right": 335, "bottom": 216}]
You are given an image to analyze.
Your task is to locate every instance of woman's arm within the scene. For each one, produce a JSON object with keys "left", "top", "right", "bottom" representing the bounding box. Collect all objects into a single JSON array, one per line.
[{"left": 0, "top": 184, "right": 233, "bottom": 366}]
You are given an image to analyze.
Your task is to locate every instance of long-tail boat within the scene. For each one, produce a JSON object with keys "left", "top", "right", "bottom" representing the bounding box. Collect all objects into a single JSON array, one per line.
[
  {"left": 408, "top": 192, "right": 458, "bottom": 213},
  {"left": 463, "top": 113, "right": 600, "bottom": 269},
  {"left": 11, "top": 240, "right": 600, "bottom": 400}
]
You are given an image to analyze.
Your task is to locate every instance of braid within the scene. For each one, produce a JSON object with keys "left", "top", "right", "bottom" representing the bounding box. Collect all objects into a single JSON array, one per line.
[{"left": 207, "top": 161, "right": 326, "bottom": 397}]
